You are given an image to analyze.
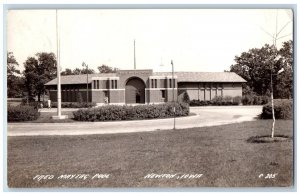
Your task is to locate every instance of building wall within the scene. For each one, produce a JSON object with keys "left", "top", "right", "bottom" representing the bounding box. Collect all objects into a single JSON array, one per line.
[
  {"left": 91, "top": 90, "right": 108, "bottom": 103},
  {"left": 178, "top": 82, "right": 243, "bottom": 101},
  {"left": 46, "top": 75, "right": 243, "bottom": 104},
  {"left": 48, "top": 84, "right": 92, "bottom": 102},
  {"left": 109, "top": 90, "right": 125, "bottom": 104},
  {"left": 148, "top": 89, "right": 163, "bottom": 103}
]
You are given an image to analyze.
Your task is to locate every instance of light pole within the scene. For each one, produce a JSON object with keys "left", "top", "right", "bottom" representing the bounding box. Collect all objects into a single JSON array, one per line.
[
  {"left": 82, "top": 62, "right": 89, "bottom": 103},
  {"left": 160, "top": 59, "right": 176, "bottom": 130}
]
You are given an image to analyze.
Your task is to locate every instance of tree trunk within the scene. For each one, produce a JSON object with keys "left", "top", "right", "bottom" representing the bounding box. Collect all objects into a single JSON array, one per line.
[{"left": 271, "top": 92, "right": 275, "bottom": 138}]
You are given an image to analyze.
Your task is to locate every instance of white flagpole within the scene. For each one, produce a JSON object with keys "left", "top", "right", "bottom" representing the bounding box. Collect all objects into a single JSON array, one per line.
[{"left": 52, "top": 9, "right": 68, "bottom": 119}]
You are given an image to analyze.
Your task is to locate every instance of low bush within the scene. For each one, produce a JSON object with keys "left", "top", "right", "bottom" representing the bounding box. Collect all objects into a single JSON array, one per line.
[
  {"left": 242, "top": 94, "right": 270, "bottom": 105},
  {"left": 22, "top": 101, "right": 96, "bottom": 108},
  {"left": 182, "top": 91, "right": 190, "bottom": 104},
  {"left": 260, "top": 99, "right": 293, "bottom": 120},
  {"left": 73, "top": 102, "right": 190, "bottom": 121},
  {"left": 190, "top": 96, "right": 242, "bottom": 106},
  {"left": 8, "top": 105, "right": 40, "bottom": 122},
  {"left": 232, "top": 96, "right": 242, "bottom": 105},
  {"left": 242, "top": 95, "right": 253, "bottom": 105},
  {"left": 51, "top": 102, "right": 96, "bottom": 108}
]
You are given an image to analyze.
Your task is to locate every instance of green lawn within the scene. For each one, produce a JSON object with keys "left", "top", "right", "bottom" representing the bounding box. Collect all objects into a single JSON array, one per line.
[{"left": 7, "top": 120, "right": 293, "bottom": 188}]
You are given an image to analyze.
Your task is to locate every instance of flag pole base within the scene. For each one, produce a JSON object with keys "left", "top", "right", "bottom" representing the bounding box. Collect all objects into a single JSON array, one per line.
[{"left": 52, "top": 115, "right": 68, "bottom": 120}]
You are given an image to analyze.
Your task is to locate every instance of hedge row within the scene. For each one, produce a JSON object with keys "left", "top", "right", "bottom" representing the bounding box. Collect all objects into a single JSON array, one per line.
[
  {"left": 73, "top": 102, "right": 189, "bottom": 121},
  {"left": 190, "top": 96, "right": 242, "bottom": 106},
  {"left": 22, "top": 101, "right": 96, "bottom": 109},
  {"left": 189, "top": 95, "right": 270, "bottom": 106},
  {"left": 242, "top": 95, "right": 269, "bottom": 105},
  {"left": 8, "top": 105, "right": 40, "bottom": 122},
  {"left": 50, "top": 102, "right": 96, "bottom": 108},
  {"left": 261, "top": 99, "right": 293, "bottom": 120}
]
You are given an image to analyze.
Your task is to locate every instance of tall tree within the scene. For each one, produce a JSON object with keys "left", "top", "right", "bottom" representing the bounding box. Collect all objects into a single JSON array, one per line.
[
  {"left": 98, "top": 64, "right": 118, "bottom": 73},
  {"left": 72, "top": 68, "right": 82, "bottom": 75},
  {"left": 62, "top": 66, "right": 108, "bottom": 75},
  {"left": 7, "top": 52, "right": 24, "bottom": 97},
  {"left": 275, "top": 40, "right": 293, "bottom": 98},
  {"left": 23, "top": 52, "right": 57, "bottom": 101},
  {"left": 61, "top": 68, "right": 73, "bottom": 76},
  {"left": 81, "top": 68, "right": 95, "bottom": 74},
  {"left": 229, "top": 41, "right": 293, "bottom": 99}
]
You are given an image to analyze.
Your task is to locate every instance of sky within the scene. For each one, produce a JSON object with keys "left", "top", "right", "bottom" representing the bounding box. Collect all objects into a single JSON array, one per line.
[{"left": 7, "top": 9, "right": 293, "bottom": 73}]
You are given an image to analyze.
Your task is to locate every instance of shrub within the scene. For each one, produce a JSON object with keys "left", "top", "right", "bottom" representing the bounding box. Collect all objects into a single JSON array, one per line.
[
  {"left": 212, "top": 96, "right": 224, "bottom": 105},
  {"left": 261, "top": 95, "right": 270, "bottom": 105},
  {"left": 242, "top": 95, "right": 253, "bottom": 105},
  {"left": 51, "top": 102, "right": 96, "bottom": 108},
  {"left": 260, "top": 99, "right": 292, "bottom": 120},
  {"left": 77, "top": 93, "right": 83, "bottom": 103},
  {"left": 252, "top": 95, "right": 261, "bottom": 105},
  {"left": 8, "top": 105, "right": 40, "bottom": 122},
  {"left": 73, "top": 102, "right": 189, "bottom": 121},
  {"left": 233, "top": 96, "right": 242, "bottom": 105},
  {"left": 182, "top": 91, "right": 190, "bottom": 104},
  {"left": 21, "top": 101, "right": 45, "bottom": 109},
  {"left": 223, "top": 96, "right": 233, "bottom": 103},
  {"left": 242, "top": 94, "right": 269, "bottom": 105},
  {"left": 191, "top": 96, "right": 239, "bottom": 106}
]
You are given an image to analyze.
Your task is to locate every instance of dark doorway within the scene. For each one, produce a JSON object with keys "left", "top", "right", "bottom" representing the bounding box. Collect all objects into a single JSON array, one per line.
[{"left": 125, "top": 77, "right": 146, "bottom": 104}]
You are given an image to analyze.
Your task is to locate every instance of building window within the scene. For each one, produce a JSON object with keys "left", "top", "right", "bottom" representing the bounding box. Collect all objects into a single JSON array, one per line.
[
  {"left": 161, "top": 90, "right": 166, "bottom": 99},
  {"left": 115, "top": 80, "right": 117, "bottom": 89},
  {"left": 111, "top": 80, "right": 117, "bottom": 89},
  {"left": 169, "top": 78, "right": 175, "bottom": 88},
  {"left": 93, "top": 80, "right": 96, "bottom": 89},
  {"left": 97, "top": 80, "right": 99, "bottom": 89},
  {"left": 232, "top": 83, "right": 235, "bottom": 88},
  {"left": 151, "top": 79, "right": 157, "bottom": 88}
]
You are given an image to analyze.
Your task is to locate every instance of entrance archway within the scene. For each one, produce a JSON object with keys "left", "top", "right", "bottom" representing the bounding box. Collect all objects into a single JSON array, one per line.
[{"left": 125, "top": 77, "right": 146, "bottom": 104}]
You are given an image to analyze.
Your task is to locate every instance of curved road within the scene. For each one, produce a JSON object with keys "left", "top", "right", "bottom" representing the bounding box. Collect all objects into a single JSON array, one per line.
[{"left": 7, "top": 106, "right": 262, "bottom": 136}]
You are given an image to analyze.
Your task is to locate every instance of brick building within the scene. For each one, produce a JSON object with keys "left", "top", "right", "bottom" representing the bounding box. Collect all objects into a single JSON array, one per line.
[{"left": 45, "top": 69, "right": 246, "bottom": 105}]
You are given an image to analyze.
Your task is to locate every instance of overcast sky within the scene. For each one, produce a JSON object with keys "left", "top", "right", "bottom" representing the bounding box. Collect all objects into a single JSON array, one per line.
[{"left": 7, "top": 9, "right": 293, "bottom": 73}]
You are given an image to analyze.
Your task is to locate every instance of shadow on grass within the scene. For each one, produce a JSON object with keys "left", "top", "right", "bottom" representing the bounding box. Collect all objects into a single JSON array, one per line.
[{"left": 247, "top": 134, "right": 292, "bottom": 143}]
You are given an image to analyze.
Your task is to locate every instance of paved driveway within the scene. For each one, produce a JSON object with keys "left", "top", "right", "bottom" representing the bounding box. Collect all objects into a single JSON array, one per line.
[{"left": 7, "top": 106, "right": 262, "bottom": 136}]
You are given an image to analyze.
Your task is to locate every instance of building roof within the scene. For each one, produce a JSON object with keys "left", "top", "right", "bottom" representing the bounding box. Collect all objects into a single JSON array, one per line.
[
  {"left": 45, "top": 73, "right": 117, "bottom": 85},
  {"left": 45, "top": 71, "right": 246, "bottom": 85},
  {"left": 153, "top": 72, "right": 247, "bottom": 83}
]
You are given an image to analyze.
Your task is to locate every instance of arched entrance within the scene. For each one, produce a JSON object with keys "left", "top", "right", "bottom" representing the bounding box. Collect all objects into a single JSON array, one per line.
[{"left": 125, "top": 77, "right": 146, "bottom": 104}]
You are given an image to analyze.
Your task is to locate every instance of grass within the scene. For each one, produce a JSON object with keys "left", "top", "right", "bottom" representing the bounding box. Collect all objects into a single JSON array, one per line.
[{"left": 7, "top": 120, "right": 293, "bottom": 188}]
